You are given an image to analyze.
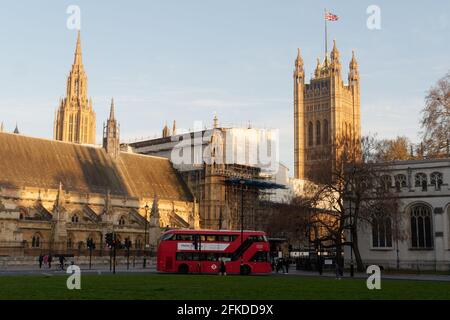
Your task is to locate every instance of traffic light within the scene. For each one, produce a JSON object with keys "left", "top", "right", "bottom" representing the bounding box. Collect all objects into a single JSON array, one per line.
[
  {"left": 105, "top": 233, "right": 113, "bottom": 247},
  {"left": 87, "top": 238, "right": 96, "bottom": 250}
]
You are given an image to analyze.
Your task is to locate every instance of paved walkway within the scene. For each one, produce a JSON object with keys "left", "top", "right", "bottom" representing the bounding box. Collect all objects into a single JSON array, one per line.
[{"left": 1, "top": 264, "right": 450, "bottom": 281}]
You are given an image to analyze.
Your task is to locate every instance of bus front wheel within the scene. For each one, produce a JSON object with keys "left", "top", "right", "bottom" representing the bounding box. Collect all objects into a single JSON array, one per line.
[
  {"left": 240, "top": 264, "right": 251, "bottom": 275},
  {"left": 178, "top": 264, "right": 189, "bottom": 274}
]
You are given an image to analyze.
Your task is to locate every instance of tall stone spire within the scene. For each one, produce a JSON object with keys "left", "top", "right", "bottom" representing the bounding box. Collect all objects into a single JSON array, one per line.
[
  {"left": 54, "top": 32, "right": 96, "bottom": 145},
  {"left": 349, "top": 50, "right": 359, "bottom": 84},
  {"left": 109, "top": 98, "right": 116, "bottom": 120},
  {"left": 330, "top": 39, "right": 341, "bottom": 74},
  {"left": 103, "top": 98, "right": 120, "bottom": 158},
  {"left": 162, "top": 122, "right": 170, "bottom": 138},
  {"left": 74, "top": 31, "right": 82, "bottom": 66},
  {"left": 172, "top": 120, "right": 176, "bottom": 135}
]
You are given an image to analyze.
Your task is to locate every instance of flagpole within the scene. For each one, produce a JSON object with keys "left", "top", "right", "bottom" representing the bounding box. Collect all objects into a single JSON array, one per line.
[{"left": 324, "top": 8, "right": 328, "bottom": 58}]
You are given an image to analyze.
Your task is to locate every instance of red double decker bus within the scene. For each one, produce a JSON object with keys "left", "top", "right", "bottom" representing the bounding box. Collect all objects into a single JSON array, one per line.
[{"left": 156, "top": 229, "right": 271, "bottom": 275}]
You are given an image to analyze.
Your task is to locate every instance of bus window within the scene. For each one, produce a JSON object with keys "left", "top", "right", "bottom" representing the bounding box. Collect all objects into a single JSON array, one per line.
[
  {"left": 176, "top": 252, "right": 192, "bottom": 261},
  {"left": 220, "top": 254, "right": 231, "bottom": 262},
  {"left": 160, "top": 233, "right": 174, "bottom": 241},
  {"left": 205, "top": 235, "right": 216, "bottom": 242},
  {"left": 204, "top": 253, "right": 217, "bottom": 261},
  {"left": 192, "top": 253, "right": 201, "bottom": 261},
  {"left": 250, "top": 251, "right": 269, "bottom": 262},
  {"left": 217, "top": 235, "right": 237, "bottom": 242},
  {"left": 176, "top": 234, "right": 194, "bottom": 241}
]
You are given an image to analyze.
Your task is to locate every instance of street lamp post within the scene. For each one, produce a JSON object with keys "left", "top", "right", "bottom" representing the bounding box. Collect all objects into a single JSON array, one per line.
[
  {"left": 346, "top": 190, "right": 355, "bottom": 277},
  {"left": 239, "top": 179, "right": 245, "bottom": 273},
  {"left": 349, "top": 199, "right": 354, "bottom": 277},
  {"left": 143, "top": 203, "right": 149, "bottom": 269}
]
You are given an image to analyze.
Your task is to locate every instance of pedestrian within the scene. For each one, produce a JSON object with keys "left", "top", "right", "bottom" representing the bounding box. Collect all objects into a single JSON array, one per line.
[
  {"left": 48, "top": 254, "right": 53, "bottom": 269},
  {"left": 59, "top": 255, "right": 66, "bottom": 270},
  {"left": 219, "top": 258, "right": 227, "bottom": 276},
  {"left": 335, "top": 261, "right": 341, "bottom": 279},
  {"left": 38, "top": 254, "right": 44, "bottom": 269},
  {"left": 318, "top": 256, "right": 323, "bottom": 275},
  {"left": 43, "top": 254, "right": 49, "bottom": 267},
  {"left": 284, "top": 259, "right": 290, "bottom": 274}
]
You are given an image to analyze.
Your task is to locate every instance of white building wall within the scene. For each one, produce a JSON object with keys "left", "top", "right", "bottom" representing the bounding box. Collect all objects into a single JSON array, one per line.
[{"left": 345, "top": 159, "right": 450, "bottom": 271}]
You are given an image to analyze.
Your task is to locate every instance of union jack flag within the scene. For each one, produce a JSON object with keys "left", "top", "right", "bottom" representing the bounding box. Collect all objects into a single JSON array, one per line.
[{"left": 325, "top": 11, "right": 339, "bottom": 21}]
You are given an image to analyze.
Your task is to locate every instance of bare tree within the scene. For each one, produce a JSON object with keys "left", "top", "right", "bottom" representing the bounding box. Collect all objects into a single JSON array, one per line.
[
  {"left": 263, "top": 198, "right": 311, "bottom": 247},
  {"left": 420, "top": 71, "right": 450, "bottom": 158},
  {"left": 307, "top": 134, "right": 403, "bottom": 271}
]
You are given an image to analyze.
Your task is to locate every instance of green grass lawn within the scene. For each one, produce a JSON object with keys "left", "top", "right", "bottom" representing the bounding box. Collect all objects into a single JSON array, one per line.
[{"left": 1, "top": 274, "right": 449, "bottom": 300}]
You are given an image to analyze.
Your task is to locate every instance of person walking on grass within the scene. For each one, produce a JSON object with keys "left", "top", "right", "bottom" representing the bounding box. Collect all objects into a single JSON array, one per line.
[
  {"left": 43, "top": 254, "right": 48, "bottom": 267},
  {"left": 284, "top": 258, "right": 290, "bottom": 274},
  {"left": 38, "top": 254, "right": 44, "bottom": 269},
  {"left": 219, "top": 258, "right": 227, "bottom": 276},
  {"left": 335, "top": 261, "right": 342, "bottom": 280},
  {"left": 59, "top": 255, "right": 66, "bottom": 270}
]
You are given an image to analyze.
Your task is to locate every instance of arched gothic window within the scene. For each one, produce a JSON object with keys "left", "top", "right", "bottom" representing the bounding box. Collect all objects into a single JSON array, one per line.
[
  {"left": 380, "top": 175, "right": 392, "bottom": 191},
  {"left": 394, "top": 174, "right": 407, "bottom": 191},
  {"left": 372, "top": 216, "right": 392, "bottom": 248},
  {"left": 119, "top": 216, "right": 126, "bottom": 226},
  {"left": 323, "top": 119, "right": 329, "bottom": 144},
  {"left": 316, "top": 121, "right": 321, "bottom": 145},
  {"left": 414, "top": 173, "right": 427, "bottom": 191},
  {"left": 430, "top": 172, "right": 443, "bottom": 190},
  {"left": 308, "top": 122, "right": 313, "bottom": 146},
  {"left": 71, "top": 214, "right": 79, "bottom": 223},
  {"left": 410, "top": 204, "right": 433, "bottom": 248},
  {"left": 31, "top": 234, "right": 41, "bottom": 248}
]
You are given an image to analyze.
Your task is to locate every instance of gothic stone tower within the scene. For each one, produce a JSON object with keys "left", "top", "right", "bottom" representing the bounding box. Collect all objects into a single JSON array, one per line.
[
  {"left": 294, "top": 40, "right": 360, "bottom": 182},
  {"left": 54, "top": 31, "right": 96, "bottom": 145},
  {"left": 103, "top": 98, "right": 120, "bottom": 158}
]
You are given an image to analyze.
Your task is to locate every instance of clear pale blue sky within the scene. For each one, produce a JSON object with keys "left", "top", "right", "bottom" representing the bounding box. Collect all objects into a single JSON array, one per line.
[{"left": 0, "top": 1, "right": 448, "bottom": 174}]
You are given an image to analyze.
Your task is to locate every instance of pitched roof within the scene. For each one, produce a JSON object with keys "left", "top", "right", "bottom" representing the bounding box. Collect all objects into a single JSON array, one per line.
[{"left": 0, "top": 132, "right": 193, "bottom": 201}]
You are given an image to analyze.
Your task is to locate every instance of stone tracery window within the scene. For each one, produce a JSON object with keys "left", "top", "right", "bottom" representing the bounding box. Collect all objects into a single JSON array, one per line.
[
  {"left": 414, "top": 173, "right": 427, "bottom": 191},
  {"left": 119, "top": 216, "right": 126, "bottom": 226},
  {"left": 71, "top": 214, "right": 79, "bottom": 223},
  {"left": 372, "top": 216, "right": 392, "bottom": 248},
  {"left": 308, "top": 121, "right": 313, "bottom": 146},
  {"left": 316, "top": 121, "right": 321, "bottom": 145},
  {"left": 394, "top": 174, "right": 407, "bottom": 191},
  {"left": 380, "top": 175, "right": 392, "bottom": 190},
  {"left": 430, "top": 172, "right": 443, "bottom": 190},
  {"left": 323, "top": 119, "right": 329, "bottom": 144},
  {"left": 410, "top": 204, "right": 433, "bottom": 249},
  {"left": 31, "top": 233, "right": 41, "bottom": 248}
]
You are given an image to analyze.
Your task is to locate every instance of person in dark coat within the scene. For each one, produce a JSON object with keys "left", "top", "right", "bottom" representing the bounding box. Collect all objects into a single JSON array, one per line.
[
  {"left": 48, "top": 254, "right": 53, "bottom": 269},
  {"left": 284, "top": 259, "right": 290, "bottom": 273},
  {"left": 317, "top": 256, "right": 323, "bottom": 275},
  {"left": 335, "top": 261, "right": 342, "bottom": 279},
  {"left": 219, "top": 258, "right": 227, "bottom": 276},
  {"left": 38, "top": 254, "right": 44, "bottom": 269},
  {"left": 59, "top": 255, "right": 66, "bottom": 270}
]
